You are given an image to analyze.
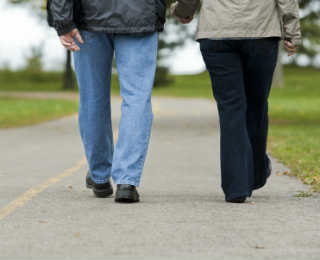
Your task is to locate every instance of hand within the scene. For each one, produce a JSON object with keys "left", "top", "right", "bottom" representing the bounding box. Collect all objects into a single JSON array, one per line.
[
  {"left": 170, "top": 3, "right": 194, "bottom": 24},
  {"left": 170, "top": 2, "right": 178, "bottom": 16},
  {"left": 59, "top": 29, "right": 84, "bottom": 51},
  {"left": 178, "top": 16, "right": 194, "bottom": 24},
  {"left": 284, "top": 40, "right": 297, "bottom": 56}
]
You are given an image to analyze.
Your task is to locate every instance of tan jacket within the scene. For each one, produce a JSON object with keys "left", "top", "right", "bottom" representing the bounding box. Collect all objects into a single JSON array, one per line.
[{"left": 174, "top": 0, "right": 302, "bottom": 45}]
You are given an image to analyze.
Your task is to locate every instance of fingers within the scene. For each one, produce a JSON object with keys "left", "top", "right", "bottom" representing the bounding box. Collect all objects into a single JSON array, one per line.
[
  {"left": 72, "top": 29, "right": 84, "bottom": 44},
  {"left": 284, "top": 40, "right": 297, "bottom": 56},
  {"left": 75, "top": 31, "right": 84, "bottom": 44},
  {"left": 179, "top": 17, "right": 193, "bottom": 24},
  {"left": 60, "top": 37, "right": 80, "bottom": 51},
  {"left": 170, "top": 3, "right": 178, "bottom": 16},
  {"left": 69, "top": 44, "right": 80, "bottom": 52},
  {"left": 59, "top": 29, "right": 83, "bottom": 52},
  {"left": 288, "top": 51, "right": 296, "bottom": 57},
  {"left": 170, "top": 2, "right": 193, "bottom": 24},
  {"left": 285, "top": 40, "right": 295, "bottom": 50}
]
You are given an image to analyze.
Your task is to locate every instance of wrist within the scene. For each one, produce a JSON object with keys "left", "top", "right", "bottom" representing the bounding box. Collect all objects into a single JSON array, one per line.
[{"left": 55, "top": 21, "right": 77, "bottom": 36}]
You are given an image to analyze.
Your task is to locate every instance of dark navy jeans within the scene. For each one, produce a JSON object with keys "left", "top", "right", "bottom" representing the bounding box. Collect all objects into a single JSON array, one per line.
[{"left": 199, "top": 38, "right": 279, "bottom": 201}]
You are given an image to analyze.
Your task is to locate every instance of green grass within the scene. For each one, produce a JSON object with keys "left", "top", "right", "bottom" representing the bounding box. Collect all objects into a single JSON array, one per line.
[
  {"left": 0, "top": 97, "right": 78, "bottom": 128},
  {"left": 0, "top": 69, "right": 213, "bottom": 97},
  {"left": 0, "top": 70, "right": 69, "bottom": 92},
  {"left": 268, "top": 67, "right": 320, "bottom": 192},
  {"left": 152, "top": 72, "right": 212, "bottom": 98},
  {"left": 110, "top": 72, "right": 213, "bottom": 98}
]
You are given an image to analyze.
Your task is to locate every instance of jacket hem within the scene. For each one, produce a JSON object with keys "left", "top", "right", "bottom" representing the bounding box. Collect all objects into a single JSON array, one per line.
[
  {"left": 78, "top": 24, "right": 163, "bottom": 34},
  {"left": 196, "top": 31, "right": 283, "bottom": 41}
]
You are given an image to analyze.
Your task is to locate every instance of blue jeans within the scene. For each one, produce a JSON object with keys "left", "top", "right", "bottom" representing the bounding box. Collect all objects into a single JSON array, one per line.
[
  {"left": 74, "top": 32, "right": 158, "bottom": 186},
  {"left": 199, "top": 38, "right": 279, "bottom": 201}
]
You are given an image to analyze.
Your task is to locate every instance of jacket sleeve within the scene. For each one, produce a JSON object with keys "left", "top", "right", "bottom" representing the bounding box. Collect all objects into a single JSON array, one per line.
[
  {"left": 173, "top": 0, "right": 200, "bottom": 18},
  {"left": 47, "top": 0, "right": 76, "bottom": 36},
  {"left": 275, "top": 0, "right": 302, "bottom": 45}
]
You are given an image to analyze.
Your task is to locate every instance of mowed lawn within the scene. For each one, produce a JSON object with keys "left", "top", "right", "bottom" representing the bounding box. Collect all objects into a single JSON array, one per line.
[
  {"left": 268, "top": 67, "right": 320, "bottom": 192},
  {"left": 0, "top": 97, "right": 78, "bottom": 128},
  {"left": 0, "top": 69, "right": 213, "bottom": 97},
  {"left": 0, "top": 66, "right": 319, "bottom": 191}
]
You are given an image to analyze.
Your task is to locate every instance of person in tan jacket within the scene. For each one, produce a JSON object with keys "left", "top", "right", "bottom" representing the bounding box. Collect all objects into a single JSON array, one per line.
[{"left": 172, "top": 0, "right": 301, "bottom": 203}]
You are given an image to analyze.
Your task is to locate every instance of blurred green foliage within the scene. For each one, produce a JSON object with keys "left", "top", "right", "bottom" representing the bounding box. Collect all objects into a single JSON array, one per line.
[
  {"left": 0, "top": 70, "right": 67, "bottom": 91},
  {"left": 298, "top": 0, "right": 320, "bottom": 66},
  {"left": 24, "top": 45, "right": 44, "bottom": 72}
]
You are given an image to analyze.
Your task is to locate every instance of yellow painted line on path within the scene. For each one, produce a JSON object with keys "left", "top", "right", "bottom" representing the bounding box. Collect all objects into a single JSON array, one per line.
[
  {"left": 114, "top": 129, "right": 118, "bottom": 141},
  {"left": 0, "top": 158, "right": 87, "bottom": 221},
  {"left": 0, "top": 101, "right": 162, "bottom": 221},
  {"left": 0, "top": 101, "right": 161, "bottom": 221},
  {"left": 0, "top": 107, "right": 152, "bottom": 221},
  {"left": 152, "top": 100, "right": 160, "bottom": 116}
]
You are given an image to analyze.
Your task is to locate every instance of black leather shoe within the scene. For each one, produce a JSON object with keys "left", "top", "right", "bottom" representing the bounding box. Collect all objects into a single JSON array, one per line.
[
  {"left": 226, "top": 196, "right": 247, "bottom": 203},
  {"left": 86, "top": 172, "right": 113, "bottom": 198},
  {"left": 86, "top": 172, "right": 94, "bottom": 189},
  {"left": 115, "top": 184, "right": 140, "bottom": 203}
]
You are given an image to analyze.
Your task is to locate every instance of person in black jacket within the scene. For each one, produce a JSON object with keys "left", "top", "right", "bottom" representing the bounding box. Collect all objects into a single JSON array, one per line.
[{"left": 47, "top": 0, "right": 166, "bottom": 203}]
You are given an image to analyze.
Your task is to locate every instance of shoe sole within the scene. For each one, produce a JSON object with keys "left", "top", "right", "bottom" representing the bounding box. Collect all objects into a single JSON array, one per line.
[
  {"left": 93, "top": 188, "right": 113, "bottom": 198},
  {"left": 87, "top": 180, "right": 113, "bottom": 198},
  {"left": 115, "top": 191, "right": 139, "bottom": 203},
  {"left": 226, "top": 199, "right": 246, "bottom": 203},
  {"left": 226, "top": 197, "right": 247, "bottom": 203},
  {"left": 115, "top": 197, "right": 140, "bottom": 203}
]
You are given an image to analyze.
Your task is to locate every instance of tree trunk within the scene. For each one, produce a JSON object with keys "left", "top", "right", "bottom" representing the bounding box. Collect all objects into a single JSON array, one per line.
[
  {"left": 273, "top": 43, "right": 284, "bottom": 88},
  {"left": 63, "top": 50, "right": 75, "bottom": 90}
]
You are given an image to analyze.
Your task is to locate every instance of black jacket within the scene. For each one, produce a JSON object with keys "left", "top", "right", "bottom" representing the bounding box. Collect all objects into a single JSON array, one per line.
[{"left": 47, "top": 0, "right": 166, "bottom": 36}]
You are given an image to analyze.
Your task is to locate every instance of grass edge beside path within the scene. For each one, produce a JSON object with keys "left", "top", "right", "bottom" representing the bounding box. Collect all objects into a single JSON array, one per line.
[
  {"left": 1, "top": 67, "right": 319, "bottom": 192},
  {"left": 268, "top": 124, "right": 320, "bottom": 193},
  {"left": 0, "top": 96, "right": 78, "bottom": 129}
]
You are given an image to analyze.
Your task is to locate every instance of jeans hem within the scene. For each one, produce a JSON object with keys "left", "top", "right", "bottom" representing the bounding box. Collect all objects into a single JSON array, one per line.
[
  {"left": 92, "top": 179, "right": 111, "bottom": 185},
  {"left": 90, "top": 174, "right": 111, "bottom": 185},
  {"left": 114, "top": 180, "right": 140, "bottom": 187}
]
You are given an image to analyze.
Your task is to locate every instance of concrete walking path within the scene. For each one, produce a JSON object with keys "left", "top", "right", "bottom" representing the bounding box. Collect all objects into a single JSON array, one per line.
[{"left": 0, "top": 97, "right": 319, "bottom": 259}]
